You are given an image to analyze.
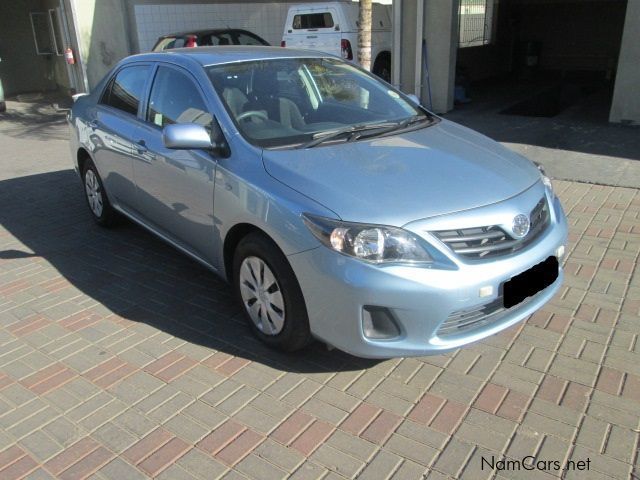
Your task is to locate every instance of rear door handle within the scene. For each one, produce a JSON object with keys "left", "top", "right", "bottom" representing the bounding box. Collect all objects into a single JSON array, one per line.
[{"left": 135, "top": 140, "right": 148, "bottom": 154}]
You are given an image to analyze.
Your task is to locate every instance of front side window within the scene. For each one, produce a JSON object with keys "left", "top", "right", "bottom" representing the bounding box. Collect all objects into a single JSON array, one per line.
[
  {"left": 293, "top": 13, "right": 334, "bottom": 29},
  {"left": 147, "top": 66, "right": 211, "bottom": 127},
  {"left": 207, "top": 58, "right": 429, "bottom": 148},
  {"left": 100, "top": 65, "right": 150, "bottom": 116}
]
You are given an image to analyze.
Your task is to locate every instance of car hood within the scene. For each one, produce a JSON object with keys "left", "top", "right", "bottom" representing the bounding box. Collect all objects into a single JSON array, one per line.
[{"left": 262, "top": 119, "right": 541, "bottom": 226}]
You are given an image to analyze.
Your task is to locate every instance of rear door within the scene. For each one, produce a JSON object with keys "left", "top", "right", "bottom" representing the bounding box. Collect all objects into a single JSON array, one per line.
[
  {"left": 284, "top": 6, "right": 341, "bottom": 57},
  {"left": 92, "top": 64, "right": 151, "bottom": 210}
]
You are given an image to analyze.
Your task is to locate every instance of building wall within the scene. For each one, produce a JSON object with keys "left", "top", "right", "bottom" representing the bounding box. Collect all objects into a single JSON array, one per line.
[
  {"left": 132, "top": 2, "right": 293, "bottom": 52},
  {"left": 71, "top": 0, "right": 130, "bottom": 89},
  {"left": 395, "top": 0, "right": 459, "bottom": 113},
  {"left": 610, "top": 0, "right": 640, "bottom": 124},
  {"left": 123, "top": 0, "right": 322, "bottom": 53}
]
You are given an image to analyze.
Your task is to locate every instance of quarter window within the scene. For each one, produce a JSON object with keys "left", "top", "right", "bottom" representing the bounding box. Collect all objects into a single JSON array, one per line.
[
  {"left": 100, "top": 65, "right": 150, "bottom": 116},
  {"left": 147, "top": 66, "right": 211, "bottom": 127},
  {"left": 293, "top": 13, "right": 334, "bottom": 29}
]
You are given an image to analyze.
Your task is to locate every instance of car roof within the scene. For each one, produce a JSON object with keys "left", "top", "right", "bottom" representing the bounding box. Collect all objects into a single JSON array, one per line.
[
  {"left": 125, "top": 46, "right": 334, "bottom": 67},
  {"left": 159, "top": 28, "right": 262, "bottom": 39}
]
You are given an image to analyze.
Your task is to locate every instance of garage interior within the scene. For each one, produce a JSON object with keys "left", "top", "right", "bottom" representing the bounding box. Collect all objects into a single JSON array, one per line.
[{"left": 454, "top": 0, "right": 628, "bottom": 123}]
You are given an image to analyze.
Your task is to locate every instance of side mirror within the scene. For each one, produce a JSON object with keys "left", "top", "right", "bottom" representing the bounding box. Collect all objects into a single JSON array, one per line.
[
  {"left": 163, "top": 123, "right": 213, "bottom": 150},
  {"left": 163, "top": 121, "right": 229, "bottom": 157},
  {"left": 407, "top": 94, "right": 421, "bottom": 105}
]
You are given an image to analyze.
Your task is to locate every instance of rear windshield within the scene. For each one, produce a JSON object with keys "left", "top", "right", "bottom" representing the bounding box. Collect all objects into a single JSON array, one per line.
[
  {"left": 293, "top": 13, "right": 334, "bottom": 29},
  {"left": 153, "top": 37, "right": 185, "bottom": 51}
]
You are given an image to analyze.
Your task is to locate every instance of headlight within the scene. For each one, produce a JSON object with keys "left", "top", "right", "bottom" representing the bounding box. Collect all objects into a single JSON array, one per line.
[
  {"left": 302, "top": 214, "right": 433, "bottom": 264},
  {"left": 534, "top": 162, "right": 554, "bottom": 193}
]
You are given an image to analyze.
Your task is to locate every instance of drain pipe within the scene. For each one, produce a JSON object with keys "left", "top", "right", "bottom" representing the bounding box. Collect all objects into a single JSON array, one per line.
[
  {"left": 414, "top": 0, "right": 424, "bottom": 99},
  {"left": 391, "top": 0, "right": 402, "bottom": 89}
]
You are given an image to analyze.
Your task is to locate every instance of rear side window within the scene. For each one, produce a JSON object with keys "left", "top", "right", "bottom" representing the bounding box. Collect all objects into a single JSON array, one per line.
[
  {"left": 201, "top": 33, "right": 234, "bottom": 46},
  {"left": 235, "top": 32, "right": 269, "bottom": 46},
  {"left": 100, "top": 65, "right": 150, "bottom": 116},
  {"left": 293, "top": 13, "right": 334, "bottom": 29},
  {"left": 147, "top": 66, "right": 211, "bottom": 127}
]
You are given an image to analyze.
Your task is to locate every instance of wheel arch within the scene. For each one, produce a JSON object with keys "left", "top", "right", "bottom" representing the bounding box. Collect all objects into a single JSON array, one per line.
[
  {"left": 223, "top": 223, "right": 280, "bottom": 282},
  {"left": 76, "top": 147, "right": 92, "bottom": 175}
]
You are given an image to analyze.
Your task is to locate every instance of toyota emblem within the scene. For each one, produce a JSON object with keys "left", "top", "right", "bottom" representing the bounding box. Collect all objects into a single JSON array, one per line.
[{"left": 512, "top": 214, "right": 530, "bottom": 238}]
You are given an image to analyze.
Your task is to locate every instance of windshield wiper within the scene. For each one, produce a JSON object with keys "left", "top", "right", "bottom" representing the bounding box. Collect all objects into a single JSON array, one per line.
[
  {"left": 352, "top": 115, "right": 433, "bottom": 141},
  {"left": 299, "top": 121, "right": 399, "bottom": 149}
]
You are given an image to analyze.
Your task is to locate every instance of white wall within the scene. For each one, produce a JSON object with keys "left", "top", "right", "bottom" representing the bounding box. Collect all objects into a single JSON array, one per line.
[
  {"left": 609, "top": 0, "right": 640, "bottom": 125},
  {"left": 134, "top": 3, "right": 292, "bottom": 51}
]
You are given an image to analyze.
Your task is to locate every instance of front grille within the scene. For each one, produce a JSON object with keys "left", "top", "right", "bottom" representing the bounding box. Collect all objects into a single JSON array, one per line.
[
  {"left": 437, "top": 299, "right": 506, "bottom": 337},
  {"left": 432, "top": 198, "right": 549, "bottom": 259}
]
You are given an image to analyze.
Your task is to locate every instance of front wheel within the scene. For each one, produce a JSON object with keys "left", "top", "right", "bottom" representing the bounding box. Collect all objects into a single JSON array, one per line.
[{"left": 233, "top": 232, "right": 312, "bottom": 352}]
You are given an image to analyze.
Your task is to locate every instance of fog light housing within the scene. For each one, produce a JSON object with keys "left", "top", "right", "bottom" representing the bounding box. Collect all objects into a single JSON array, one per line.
[
  {"left": 555, "top": 245, "right": 565, "bottom": 261},
  {"left": 362, "top": 306, "right": 401, "bottom": 340}
]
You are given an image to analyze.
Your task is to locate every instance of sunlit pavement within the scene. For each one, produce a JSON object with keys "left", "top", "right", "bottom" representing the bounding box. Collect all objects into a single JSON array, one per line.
[{"left": 0, "top": 100, "right": 638, "bottom": 479}]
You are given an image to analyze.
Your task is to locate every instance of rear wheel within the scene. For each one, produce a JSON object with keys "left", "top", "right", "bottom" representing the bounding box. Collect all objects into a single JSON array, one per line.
[
  {"left": 233, "top": 232, "right": 312, "bottom": 351},
  {"left": 82, "top": 159, "right": 117, "bottom": 227}
]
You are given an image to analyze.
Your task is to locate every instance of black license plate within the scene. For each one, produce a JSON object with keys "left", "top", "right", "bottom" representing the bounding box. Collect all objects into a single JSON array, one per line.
[{"left": 503, "top": 256, "right": 559, "bottom": 309}]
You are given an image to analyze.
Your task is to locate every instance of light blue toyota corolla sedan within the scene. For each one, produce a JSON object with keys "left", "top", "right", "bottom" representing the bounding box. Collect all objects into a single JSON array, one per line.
[{"left": 68, "top": 47, "right": 567, "bottom": 358}]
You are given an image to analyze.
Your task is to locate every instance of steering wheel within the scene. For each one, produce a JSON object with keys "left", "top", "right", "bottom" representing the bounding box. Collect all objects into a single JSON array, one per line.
[{"left": 237, "top": 110, "right": 269, "bottom": 122}]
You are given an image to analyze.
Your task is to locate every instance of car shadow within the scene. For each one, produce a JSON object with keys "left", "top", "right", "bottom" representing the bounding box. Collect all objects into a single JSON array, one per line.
[{"left": 0, "top": 169, "right": 382, "bottom": 373}]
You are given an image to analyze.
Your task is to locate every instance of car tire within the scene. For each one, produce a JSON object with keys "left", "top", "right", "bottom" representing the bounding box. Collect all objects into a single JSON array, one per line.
[
  {"left": 82, "top": 159, "right": 117, "bottom": 227},
  {"left": 233, "top": 232, "right": 312, "bottom": 352}
]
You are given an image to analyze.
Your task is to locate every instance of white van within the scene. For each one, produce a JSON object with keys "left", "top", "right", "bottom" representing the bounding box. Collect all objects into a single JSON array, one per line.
[{"left": 281, "top": 2, "right": 392, "bottom": 81}]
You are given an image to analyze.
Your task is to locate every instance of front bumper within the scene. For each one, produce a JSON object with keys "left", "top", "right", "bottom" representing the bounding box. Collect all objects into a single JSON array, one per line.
[{"left": 287, "top": 192, "right": 568, "bottom": 358}]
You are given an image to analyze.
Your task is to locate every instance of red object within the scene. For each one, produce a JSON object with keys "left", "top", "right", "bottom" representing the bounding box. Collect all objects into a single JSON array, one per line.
[
  {"left": 281, "top": 40, "right": 286, "bottom": 47},
  {"left": 185, "top": 35, "right": 198, "bottom": 48},
  {"left": 341, "top": 39, "right": 353, "bottom": 60},
  {"left": 64, "top": 47, "right": 75, "bottom": 65}
]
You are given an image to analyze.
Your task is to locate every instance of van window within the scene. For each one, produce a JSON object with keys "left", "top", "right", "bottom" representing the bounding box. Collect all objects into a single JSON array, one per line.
[{"left": 293, "top": 13, "right": 334, "bottom": 29}]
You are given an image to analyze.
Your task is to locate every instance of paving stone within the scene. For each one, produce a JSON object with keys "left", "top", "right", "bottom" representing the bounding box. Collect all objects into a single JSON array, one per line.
[
  {"left": 311, "top": 444, "right": 364, "bottom": 478},
  {"left": 357, "top": 449, "right": 403, "bottom": 480},
  {"left": 177, "top": 448, "right": 228, "bottom": 480},
  {"left": 385, "top": 433, "right": 439, "bottom": 467},
  {"left": 253, "top": 439, "right": 305, "bottom": 472},
  {"left": 98, "top": 457, "right": 150, "bottom": 480},
  {"left": 326, "top": 430, "right": 377, "bottom": 462},
  {"left": 236, "top": 453, "right": 288, "bottom": 480},
  {"left": 91, "top": 422, "right": 138, "bottom": 454},
  {"left": 0, "top": 152, "right": 638, "bottom": 480}
]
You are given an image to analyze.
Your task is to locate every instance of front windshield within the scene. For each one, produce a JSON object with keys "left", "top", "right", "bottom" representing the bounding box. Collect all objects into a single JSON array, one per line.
[{"left": 206, "top": 57, "right": 430, "bottom": 148}]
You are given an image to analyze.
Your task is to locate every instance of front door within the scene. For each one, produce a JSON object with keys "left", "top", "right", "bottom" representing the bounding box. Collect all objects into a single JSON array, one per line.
[{"left": 132, "top": 64, "right": 217, "bottom": 263}]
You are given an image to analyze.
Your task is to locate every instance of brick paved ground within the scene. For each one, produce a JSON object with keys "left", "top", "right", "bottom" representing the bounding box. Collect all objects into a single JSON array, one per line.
[{"left": 0, "top": 103, "right": 639, "bottom": 479}]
